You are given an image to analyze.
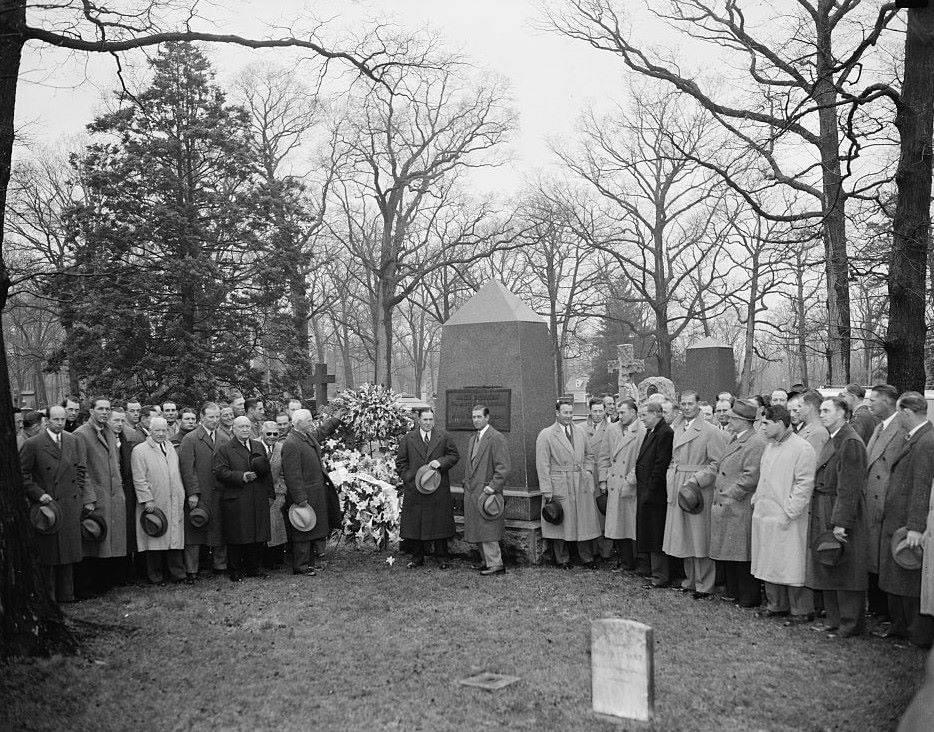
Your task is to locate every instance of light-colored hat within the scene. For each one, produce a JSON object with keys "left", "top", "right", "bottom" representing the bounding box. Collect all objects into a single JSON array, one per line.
[
  {"left": 891, "top": 527, "right": 923, "bottom": 571},
  {"left": 478, "top": 492, "right": 505, "bottom": 520},
  {"left": 415, "top": 465, "right": 441, "bottom": 495},
  {"left": 288, "top": 504, "right": 317, "bottom": 533}
]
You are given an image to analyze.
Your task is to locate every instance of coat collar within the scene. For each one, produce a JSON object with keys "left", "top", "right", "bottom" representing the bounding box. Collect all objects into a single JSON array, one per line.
[
  {"left": 549, "top": 421, "right": 576, "bottom": 456},
  {"left": 815, "top": 422, "right": 857, "bottom": 469},
  {"left": 672, "top": 416, "right": 703, "bottom": 449},
  {"left": 892, "top": 420, "right": 932, "bottom": 467},
  {"left": 867, "top": 417, "right": 902, "bottom": 464}
]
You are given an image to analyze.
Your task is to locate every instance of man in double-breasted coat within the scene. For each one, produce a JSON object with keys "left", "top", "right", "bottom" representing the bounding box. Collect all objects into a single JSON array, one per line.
[
  {"left": 463, "top": 405, "right": 510, "bottom": 576},
  {"left": 863, "top": 384, "right": 904, "bottom": 617},
  {"left": 685, "top": 398, "right": 765, "bottom": 607},
  {"left": 214, "top": 416, "right": 273, "bottom": 581},
  {"left": 598, "top": 398, "right": 645, "bottom": 570},
  {"left": 398, "top": 407, "right": 460, "bottom": 568},
  {"left": 584, "top": 399, "right": 613, "bottom": 562},
  {"left": 178, "top": 402, "right": 226, "bottom": 578},
  {"left": 281, "top": 409, "right": 342, "bottom": 576},
  {"left": 537, "top": 401, "right": 602, "bottom": 568},
  {"left": 110, "top": 408, "right": 140, "bottom": 583},
  {"left": 20, "top": 405, "right": 89, "bottom": 602},
  {"left": 662, "top": 389, "right": 727, "bottom": 598},
  {"left": 878, "top": 392, "right": 934, "bottom": 647},
  {"left": 635, "top": 401, "right": 674, "bottom": 587},
  {"left": 75, "top": 397, "right": 127, "bottom": 593},
  {"left": 807, "top": 397, "right": 870, "bottom": 638}
]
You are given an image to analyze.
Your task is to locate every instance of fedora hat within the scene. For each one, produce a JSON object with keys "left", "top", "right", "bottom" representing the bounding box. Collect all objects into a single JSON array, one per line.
[
  {"left": 188, "top": 504, "right": 211, "bottom": 529},
  {"left": 288, "top": 503, "right": 317, "bottom": 532},
  {"left": 415, "top": 465, "right": 441, "bottom": 495},
  {"left": 250, "top": 453, "right": 271, "bottom": 477},
  {"left": 891, "top": 526, "right": 924, "bottom": 571},
  {"left": 30, "top": 501, "right": 61, "bottom": 535},
  {"left": 542, "top": 499, "right": 563, "bottom": 525},
  {"left": 140, "top": 506, "right": 168, "bottom": 538},
  {"left": 728, "top": 399, "right": 758, "bottom": 422},
  {"left": 677, "top": 484, "right": 704, "bottom": 514},
  {"left": 80, "top": 509, "right": 108, "bottom": 543},
  {"left": 478, "top": 492, "right": 505, "bottom": 520},
  {"left": 814, "top": 530, "right": 844, "bottom": 567},
  {"left": 595, "top": 491, "right": 608, "bottom": 515}
]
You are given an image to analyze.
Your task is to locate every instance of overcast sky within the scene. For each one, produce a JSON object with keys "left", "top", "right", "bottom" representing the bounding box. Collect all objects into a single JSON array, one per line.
[{"left": 15, "top": 0, "right": 685, "bottom": 192}]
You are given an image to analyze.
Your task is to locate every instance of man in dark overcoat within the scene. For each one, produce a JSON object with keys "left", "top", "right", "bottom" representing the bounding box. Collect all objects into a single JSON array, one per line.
[
  {"left": 178, "top": 402, "right": 226, "bottom": 579},
  {"left": 397, "top": 407, "right": 459, "bottom": 569},
  {"left": 20, "top": 405, "right": 89, "bottom": 602},
  {"left": 280, "top": 409, "right": 342, "bottom": 576},
  {"left": 213, "top": 416, "right": 272, "bottom": 581},
  {"left": 878, "top": 391, "right": 934, "bottom": 647},
  {"left": 635, "top": 401, "right": 674, "bottom": 588},
  {"left": 807, "top": 396, "right": 870, "bottom": 638},
  {"left": 110, "top": 407, "right": 141, "bottom": 583},
  {"left": 462, "top": 404, "right": 510, "bottom": 576}
]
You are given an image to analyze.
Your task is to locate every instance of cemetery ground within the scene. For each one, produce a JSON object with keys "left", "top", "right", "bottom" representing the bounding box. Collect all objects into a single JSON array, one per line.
[{"left": 1, "top": 551, "right": 923, "bottom": 731}]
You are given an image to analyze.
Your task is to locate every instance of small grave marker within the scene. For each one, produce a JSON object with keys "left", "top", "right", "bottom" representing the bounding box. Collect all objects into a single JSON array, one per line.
[
  {"left": 457, "top": 671, "right": 521, "bottom": 691},
  {"left": 591, "top": 618, "right": 654, "bottom": 722}
]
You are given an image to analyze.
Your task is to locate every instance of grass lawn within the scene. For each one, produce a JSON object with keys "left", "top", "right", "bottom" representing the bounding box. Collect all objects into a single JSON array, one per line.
[{"left": 0, "top": 549, "right": 925, "bottom": 731}]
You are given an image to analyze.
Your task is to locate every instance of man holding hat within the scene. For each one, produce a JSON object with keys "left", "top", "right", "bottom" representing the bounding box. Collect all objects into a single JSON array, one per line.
[
  {"left": 462, "top": 404, "right": 510, "bottom": 576},
  {"left": 662, "top": 389, "right": 727, "bottom": 598},
  {"left": 684, "top": 398, "right": 765, "bottom": 606},
  {"left": 806, "top": 396, "right": 870, "bottom": 637},
  {"left": 131, "top": 417, "right": 187, "bottom": 584},
  {"left": 876, "top": 391, "right": 934, "bottom": 646},
  {"left": 751, "top": 405, "right": 817, "bottom": 622},
  {"left": 397, "top": 407, "right": 460, "bottom": 569},
  {"left": 20, "top": 404, "right": 89, "bottom": 602}
]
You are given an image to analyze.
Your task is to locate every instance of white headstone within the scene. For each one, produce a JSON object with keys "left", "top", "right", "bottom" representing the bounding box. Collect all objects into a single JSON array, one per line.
[{"left": 590, "top": 618, "right": 654, "bottom": 722}]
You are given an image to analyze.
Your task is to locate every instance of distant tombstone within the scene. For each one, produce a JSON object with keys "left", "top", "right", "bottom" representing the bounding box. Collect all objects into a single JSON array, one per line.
[
  {"left": 685, "top": 337, "right": 736, "bottom": 402},
  {"left": 638, "top": 376, "right": 676, "bottom": 403},
  {"left": 302, "top": 363, "right": 336, "bottom": 409},
  {"left": 591, "top": 618, "right": 654, "bottom": 723}
]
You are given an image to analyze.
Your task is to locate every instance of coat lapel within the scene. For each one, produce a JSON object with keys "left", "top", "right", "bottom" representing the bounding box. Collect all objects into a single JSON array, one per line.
[
  {"left": 867, "top": 420, "right": 897, "bottom": 465},
  {"left": 638, "top": 424, "right": 657, "bottom": 460},
  {"left": 673, "top": 419, "right": 700, "bottom": 450},
  {"left": 553, "top": 422, "right": 575, "bottom": 457},
  {"left": 892, "top": 422, "right": 931, "bottom": 469}
]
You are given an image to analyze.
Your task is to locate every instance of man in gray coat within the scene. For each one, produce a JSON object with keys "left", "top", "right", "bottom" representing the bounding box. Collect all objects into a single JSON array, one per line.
[{"left": 462, "top": 405, "right": 510, "bottom": 576}]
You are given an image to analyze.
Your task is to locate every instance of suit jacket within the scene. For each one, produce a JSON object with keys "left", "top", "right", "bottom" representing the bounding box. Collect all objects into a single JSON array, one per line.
[
  {"left": 213, "top": 436, "right": 272, "bottom": 545},
  {"left": 850, "top": 410, "right": 880, "bottom": 445},
  {"left": 879, "top": 422, "right": 934, "bottom": 596},
  {"left": 462, "top": 426, "right": 510, "bottom": 544},
  {"left": 397, "top": 427, "right": 459, "bottom": 541},
  {"left": 635, "top": 420, "right": 673, "bottom": 553},
  {"left": 864, "top": 416, "right": 906, "bottom": 572},
  {"left": 20, "top": 430, "right": 87, "bottom": 566}
]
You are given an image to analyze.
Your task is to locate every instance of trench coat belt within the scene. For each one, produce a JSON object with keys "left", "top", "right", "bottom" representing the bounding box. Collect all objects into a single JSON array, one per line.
[
  {"left": 670, "top": 464, "right": 707, "bottom": 472},
  {"left": 551, "top": 466, "right": 583, "bottom": 473}
]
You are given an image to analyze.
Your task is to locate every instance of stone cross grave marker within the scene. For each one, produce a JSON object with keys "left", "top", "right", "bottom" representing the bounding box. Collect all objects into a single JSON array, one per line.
[
  {"left": 304, "top": 362, "right": 336, "bottom": 408},
  {"left": 591, "top": 618, "right": 654, "bottom": 723},
  {"left": 608, "top": 344, "right": 644, "bottom": 402}
]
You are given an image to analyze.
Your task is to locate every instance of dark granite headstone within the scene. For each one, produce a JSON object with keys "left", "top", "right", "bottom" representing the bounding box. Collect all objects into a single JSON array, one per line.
[
  {"left": 436, "top": 280, "right": 556, "bottom": 562},
  {"left": 684, "top": 337, "right": 737, "bottom": 402}
]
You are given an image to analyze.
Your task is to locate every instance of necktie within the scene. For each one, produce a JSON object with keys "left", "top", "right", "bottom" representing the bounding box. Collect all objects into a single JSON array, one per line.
[
  {"left": 423, "top": 432, "right": 430, "bottom": 446},
  {"left": 210, "top": 431, "right": 215, "bottom": 446},
  {"left": 160, "top": 444, "right": 167, "bottom": 456},
  {"left": 565, "top": 425, "right": 573, "bottom": 445},
  {"left": 472, "top": 433, "right": 480, "bottom": 461}
]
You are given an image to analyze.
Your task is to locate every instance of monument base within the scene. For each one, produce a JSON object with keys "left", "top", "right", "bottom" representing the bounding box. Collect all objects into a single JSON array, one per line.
[{"left": 449, "top": 483, "right": 544, "bottom": 564}]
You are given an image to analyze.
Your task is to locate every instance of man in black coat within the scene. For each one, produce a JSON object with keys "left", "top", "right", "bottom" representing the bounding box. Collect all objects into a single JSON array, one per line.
[
  {"left": 110, "top": 407, "right": 141, "bottom": 584},
  {"left": 635, "top": 401, "right": 674, "bottom": 588},
  {"left": 397, "top": 407, "right": 459, "bottom": 569},
  {"left": 213, "top": 416, "right": 272, "bottom": 581}
]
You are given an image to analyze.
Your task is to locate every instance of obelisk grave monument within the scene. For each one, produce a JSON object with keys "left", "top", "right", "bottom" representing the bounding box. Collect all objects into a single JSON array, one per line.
[{"left": 436, "top": 280, "right": 555, "bottom": 562}]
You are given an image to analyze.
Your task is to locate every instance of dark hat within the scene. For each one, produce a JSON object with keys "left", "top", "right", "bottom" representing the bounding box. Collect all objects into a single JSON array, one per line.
[
  {"left": 80, "top": 508, "right": 108, "bottom": 543},
  {"left": 30, "top": 501, "right": 61, "bottom": 535},
  {"left": 188, "top": 504, "right": 211, "bottom": 529},
  {"left": 250, "top": 453, "right": 271, "bottom": 477},
  {"left": 415, "top": 465, "right": 441, "bottom": 495},
  {"left": 140, "top": 506, "right": 168, "bottom": 538},
  {"left": 891, "top": 526, "right": 924, "bottom": 571},
  {"left": 542, "top": 499, "right": 563, "bottom": 525},
  {"left": 677, "top": 484, "right": 704, "bottom": 514},
  {"left": 728, "top": 399, "right": 758, "bottom": 422},
  {"left": 478, "top": 492, "right": 505, "bottom": 520},
  {"left": 814, "top": 530, "right": 844, "bottom": 567},
  {"left": 596, "top": 492, "right": 608, "bottom": 515},
  {"left": 288, "top": 503, "right": 317, "bottom": 532}
]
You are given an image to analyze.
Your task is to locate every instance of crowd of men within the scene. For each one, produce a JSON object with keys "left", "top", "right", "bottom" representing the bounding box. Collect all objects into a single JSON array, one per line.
[
  {"left": 17, "top": 394, "right": 345, "bottom": 602},
  {"left": 15, "top": 382, "right": 934, "bottom": 649}
]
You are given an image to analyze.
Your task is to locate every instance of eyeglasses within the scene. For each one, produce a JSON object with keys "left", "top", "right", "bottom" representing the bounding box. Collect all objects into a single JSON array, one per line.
[{"left": 264, "top": 432, "right": 279, "bottom": 437}]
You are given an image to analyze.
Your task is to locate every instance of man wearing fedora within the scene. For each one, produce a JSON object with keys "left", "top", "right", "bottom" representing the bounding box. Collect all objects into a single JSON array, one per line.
[
  {"left": 20, "top": 405, "right": 89, "bottom": 603},
  {"left": 537, "top": 400, "right": 602, "bottom": 569},
  {"left": 214, "top": 416, "right": 273, "bottom": 582},
  {"left": 598, "top": 398, "right": 645, "bottom": 572},
  {"left": 751, "top": 405, "right": 817, "bottom": 623},
  {"left": 397, "top": 407, "right": 460, "bottom": 569},
  {"left": 662, "top": 389, "right": 727, "bottom": 599},
  {"left": 806, "top": 396, "right": 870, "bottom": 638},
  {"left": 462, "top": 404, "right": 510, "bottom": 576},
  {"left": 635, "top": 401, "right": 674, "bottom": 586},
  {"left": 876, "top": 391, "right": 934, "bottom": 647},
  {"left": 684, "top": 398, "right": 766, "bottom": 607},
  {"left": 131, "top": 417, "right": 187, "bottom": 584},
  {"left": 178, "top": 402, "right": 227, "bottom": 581}
]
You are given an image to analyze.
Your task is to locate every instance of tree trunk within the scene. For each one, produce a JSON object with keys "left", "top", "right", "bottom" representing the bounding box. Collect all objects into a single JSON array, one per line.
[
  {"left": 339, "top": 320, "right": 354, "bottom": 389},
  {"left": 885, "top": 4, "right": 934, "bottom": 394},
  {"left": 0, "top": 0, "right": 77, "bottom": 657},
  {"left": 740, "top": 267, "right": 760, "bottom": 395},
  {"left": 375, "top": 293, "right": 394, "bottom": 388}
]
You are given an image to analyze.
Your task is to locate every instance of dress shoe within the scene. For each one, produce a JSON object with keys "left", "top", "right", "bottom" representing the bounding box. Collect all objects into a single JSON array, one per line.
[
  {"left": 470, "top": 564, "right": 488, "bottom": 571},
  {"left": 229, "top": 571, "right": 243, "bottom": 583},
  {"left": 581, "top": 562, "right": 597, "bottom": 571},
  {"left": 679, "top": 586, "right": 693, "bottom": 593},
  {"left": 719, "top": 595, "right": 737, "bottom": 603},
  {"left": 184, "top": 575, "right": 197, "bottom": 585},
  {"left": 755, "top": 609, "right": 789, "bottom": 619},
  {"left": 212, "top": 568, "right": 228, "bottom": 576},
  {"left": 246, "top": 571, "right": 268, "bottom": 579},
  {"left": 692, "top": 591, "right": 712, "bottom": 600},
  {"left": 407, "top": 558, "right": 425, "bottom": 569},
  {"left": 556, "top": 563, "right": 572, "bottom": 570},
  {"left": 436, "top": 562, "right": 450, "bottom": 570},
  {"left": 292, "top": 567, "right": 316, "bottom": 576},
  {"left": 650, "top": 580, "right": 670, "bottom": 589},
  {"left": 811, "top": 624, "right": 837, "bottom": 633},
  {"left": 783, "top": 614, "right": 814, "bottom": 626},
  {"left": 480, "top": 566, "right": 506, "bottom": 576}
]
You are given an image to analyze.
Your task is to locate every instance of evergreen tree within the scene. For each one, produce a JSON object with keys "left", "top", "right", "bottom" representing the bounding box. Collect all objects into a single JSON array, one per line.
[{"left": 588, "top": 281, "right": 657, "bottom": 396}]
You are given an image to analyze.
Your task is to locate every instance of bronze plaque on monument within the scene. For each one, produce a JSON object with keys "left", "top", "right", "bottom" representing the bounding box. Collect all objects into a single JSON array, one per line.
[{"left": 445, "top": 387, "right": 511, "bottom": 432}]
